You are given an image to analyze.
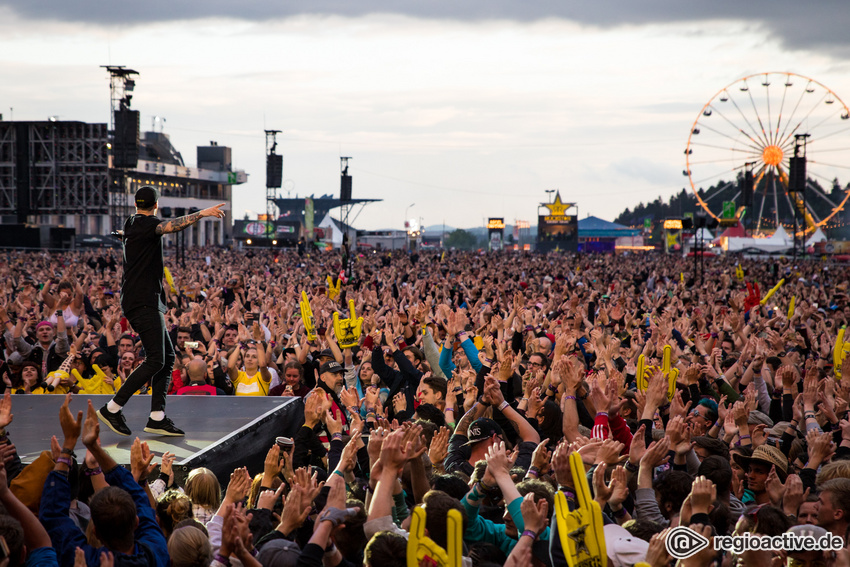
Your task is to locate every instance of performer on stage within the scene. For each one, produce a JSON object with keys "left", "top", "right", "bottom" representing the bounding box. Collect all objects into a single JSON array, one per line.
[{"left": 98, "top": 186, "right": 225, "bottom": 436}]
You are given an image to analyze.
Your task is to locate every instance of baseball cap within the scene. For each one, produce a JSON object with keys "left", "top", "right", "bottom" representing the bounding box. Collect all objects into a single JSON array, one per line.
[
  {"left": 784, "top": 525, "right": 830, "bottom": 553},
  {"left": 317, "top": 349, "right": 335, "bottom": 360},
  {"left": 319, "top": 361, "right": 344, "bottom": 375},
  {"left": 463, "top": 417, "right": 503, "bottom": 446},
  {"left": 134, "top": 186, "right": 159, "bottom": 209},
  {"left": 604, "top": 524, "right": 649, "bottom": 567},
  {"left": 256, "top": 539, "right": 301, "bottom": 567}
]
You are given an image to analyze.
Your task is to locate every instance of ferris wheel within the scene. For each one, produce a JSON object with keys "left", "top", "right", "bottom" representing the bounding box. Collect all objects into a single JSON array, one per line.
[{"left": 685, "top": 72, "right": 850, "bottom": 234}]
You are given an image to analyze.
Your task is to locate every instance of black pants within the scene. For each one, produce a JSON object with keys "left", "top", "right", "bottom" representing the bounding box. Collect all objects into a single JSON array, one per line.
[{"left": 113, "top": 307, "right": 174, "bottom": 412}]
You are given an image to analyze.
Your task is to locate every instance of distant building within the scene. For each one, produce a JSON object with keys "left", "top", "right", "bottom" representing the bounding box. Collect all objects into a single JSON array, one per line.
[
  {"left": 577, "top": 216, "right": 643, "bottom": 253},
  {"left": 0, "top": 120, "right": 246, "bottom": 248}
]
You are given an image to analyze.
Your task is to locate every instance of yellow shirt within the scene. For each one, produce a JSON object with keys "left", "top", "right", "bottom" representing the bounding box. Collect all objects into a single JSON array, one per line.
[
  {"left": 77, "top": 375, "right": 123, "bottom": 395},
  {"left": 234, "top": 369, "right": 270, "bottom": 396}
]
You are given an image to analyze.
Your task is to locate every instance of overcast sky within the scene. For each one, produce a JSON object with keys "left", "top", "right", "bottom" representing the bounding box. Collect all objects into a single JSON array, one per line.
[{"left": 2, "top": 1, "right": 849, "bottom": 231}]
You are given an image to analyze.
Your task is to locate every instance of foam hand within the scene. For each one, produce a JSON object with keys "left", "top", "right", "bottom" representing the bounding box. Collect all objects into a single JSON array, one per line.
[
  {"left": 333, "top": 300, "right": 363, "bottom": 349},
  {"left": 164, "top": 266, "right": 177, "bottom": 294},
  {"left": 744, "top": 282, "right": 761, "bottom": 312},
  {"left": 788, "top": 296, "right": 796, "bottom": 319},
  {"left": 759, "top": 278, "right": 784, "bottom": 306},
  {"left": 326, "top": 275, "right": 341, "bottom": 301},
  {"left": 300, "top": 291, "right": 318, "bottom": 342},
  {"left": 555, "top": 451, "right": 607, "bottom": 567},
  {"left": 834, "top": 327, "right": 850, "bottom": 379},
  {"left": 636, "top": 354, "right": 648, "bottom": 392},
  {"left": 735, "top": 264, "right": 745, "bottom": 281},
  {"left": 661, "top": 345, "right": 679, "bottom": 401},
  {"left": 407, "top": 506, "right": 462, "bottom": 567}
]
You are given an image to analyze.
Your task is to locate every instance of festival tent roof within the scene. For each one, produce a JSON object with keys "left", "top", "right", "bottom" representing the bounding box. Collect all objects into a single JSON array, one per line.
[
  {"left": 715, "top": 222, "right": 747, "bottom": 240},
  {"left": 806, "top": 227, "right": 827, "bottom": 247},
  {"left": 577, "top": 216, "right": 640, "bottom": 238},
  {"left": 766, "top": 225, "right": 791, "bottom": 243}
]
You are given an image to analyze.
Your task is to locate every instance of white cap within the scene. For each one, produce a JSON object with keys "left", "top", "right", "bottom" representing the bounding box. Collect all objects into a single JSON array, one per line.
[{"left": 604, "top": 524, "right": 649, "bottom": 567}]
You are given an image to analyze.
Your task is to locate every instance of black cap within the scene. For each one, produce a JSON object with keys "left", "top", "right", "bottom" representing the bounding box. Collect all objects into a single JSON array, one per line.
[
  {"left": 463, "top": 418, "right": 503, "bottom": 446},
  {"left": 135, "top": 186, "right": 159, "bottom": 209},
  {"left": 317, "top": 349, "right": 335, "bottom": 359},
  {"left": 319, "top": 361, "right": 344, "bottom": 375}
]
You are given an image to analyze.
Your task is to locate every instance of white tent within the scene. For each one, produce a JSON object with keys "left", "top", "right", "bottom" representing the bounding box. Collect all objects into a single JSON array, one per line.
[
  {"left": 724, "top": 226, "right": 793, "bottom": 253},
  {"left": 318, "top": 213, "right": 344, "bottom": 248},
  {"left": 806, "top": 227, "right": 827, "bottom": 247},
  {"left": 766, "top": 225, "right": 791, "bottom": 244}
]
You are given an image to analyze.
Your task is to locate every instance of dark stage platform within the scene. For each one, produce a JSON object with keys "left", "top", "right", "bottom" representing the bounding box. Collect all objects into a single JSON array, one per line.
[{"left": 8, "top": 395, "right": 304, "bottom": 484}]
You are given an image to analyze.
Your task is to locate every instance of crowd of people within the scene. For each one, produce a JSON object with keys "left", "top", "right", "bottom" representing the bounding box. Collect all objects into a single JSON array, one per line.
[{"left": 2, "top": 246, "right": 850, "bottom": 566}]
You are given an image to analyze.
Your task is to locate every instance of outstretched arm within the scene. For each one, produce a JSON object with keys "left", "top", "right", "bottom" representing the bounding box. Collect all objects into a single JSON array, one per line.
[{"left": 155, "top": 204, "right": 226, "bottom": 235}]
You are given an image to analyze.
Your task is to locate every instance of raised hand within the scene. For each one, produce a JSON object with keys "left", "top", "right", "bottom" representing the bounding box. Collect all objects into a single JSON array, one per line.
[
  {"left": 59, "top": 393, "right": 83, "bottom": 447},
  {"left": 428, "top": 426, "right": 450, "bottom": 467},
  {"left": 0, "top": 392, "right": 13, "bottom": 430}
]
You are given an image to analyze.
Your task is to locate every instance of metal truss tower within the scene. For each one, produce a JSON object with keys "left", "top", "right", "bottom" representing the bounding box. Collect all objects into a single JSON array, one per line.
[{"left": 102, "top": 65, "right": 139, "bottom": 231}]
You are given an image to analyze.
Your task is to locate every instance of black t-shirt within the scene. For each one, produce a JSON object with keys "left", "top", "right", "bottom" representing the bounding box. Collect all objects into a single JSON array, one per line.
[{"left": 121, "top": 214, "right": 166, "bottom": 314}]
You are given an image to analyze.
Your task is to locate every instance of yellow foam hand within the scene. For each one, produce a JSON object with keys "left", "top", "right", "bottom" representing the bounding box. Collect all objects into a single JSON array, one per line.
[
  {"left": 661, "top": 345, "right": 678, "bottom": 401},
  {"left": 788, "top": 296, "right": 796, "bottom": 319},
  {"left": 636, "top": 350, "right": 677, "bottom": 400},
  {"left": 326, "top": 275, "right": 342, "bottom": 301},
  {"left": 333, "top": 300, "right": 363, "bottom": 349},
  {"left": 636, "top": 354, "right": 648, "bottom": 392},
  {"left": 300, "top": 291, "right": 318, "bottom": 342},
  {"left": 556, "top": 451, "right": 607, "bottom": 567},
  {"left": 834, "top": 327, "right": 850, "bottom": 379},
  {"left": 164, "top": 266, "right": 177, "bottom": 294},
  {"left": 407, "top": 506, "right": 462, "bottom": 567},
  {"left": 735, "top": 265, "right": 745, "bottom": 281},
  {"left": 759, "top": 278, "right": 784, "bottom": 305}
]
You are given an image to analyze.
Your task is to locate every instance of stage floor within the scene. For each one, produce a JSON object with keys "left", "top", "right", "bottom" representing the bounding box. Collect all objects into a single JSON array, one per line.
[{"left": 8, "top": 394, "right": 301, "bottom": 466}]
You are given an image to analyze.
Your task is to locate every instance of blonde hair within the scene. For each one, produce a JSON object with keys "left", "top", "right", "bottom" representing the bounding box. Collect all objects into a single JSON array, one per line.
[
  {"left": 168, "top": 525, "right": 212, "bottom": 567},
  {"left": 247, "top": 473, "right": 281, "bottom": 509},
  {"left": 817, "top": 461, "right": 850, "bottom": 487},
  {"left": 184, "top": 467, "right": 221, "bottom": 510}
]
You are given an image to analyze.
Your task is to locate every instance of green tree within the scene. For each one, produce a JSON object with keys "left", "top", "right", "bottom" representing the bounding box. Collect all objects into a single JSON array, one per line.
[{"left": 444, "top": 229, "right": 478, "bottom": 250}]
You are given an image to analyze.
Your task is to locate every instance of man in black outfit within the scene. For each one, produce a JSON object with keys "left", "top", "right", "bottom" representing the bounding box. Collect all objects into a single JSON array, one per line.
[{"left": 97, "top": 186, "right": 225, "bottom": 436}]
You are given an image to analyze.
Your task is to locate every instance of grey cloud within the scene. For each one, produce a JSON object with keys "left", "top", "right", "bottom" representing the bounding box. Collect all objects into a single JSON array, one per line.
[{"left": 3, "top": 1, "right": 849, "bottom": 52}]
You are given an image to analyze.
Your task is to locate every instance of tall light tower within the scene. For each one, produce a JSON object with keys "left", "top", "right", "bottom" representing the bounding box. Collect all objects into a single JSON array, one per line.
[
  {"left": 265, "top": 130, "right": 282, "bottom": 223},
  {"left": 102, "top": 65, "right": 139, "bottom": 232}
]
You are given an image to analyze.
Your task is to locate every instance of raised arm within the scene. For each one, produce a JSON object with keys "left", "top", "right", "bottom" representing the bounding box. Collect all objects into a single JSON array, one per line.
[{"left": 155, "top": 204, "right": 226, "bottom": 235}]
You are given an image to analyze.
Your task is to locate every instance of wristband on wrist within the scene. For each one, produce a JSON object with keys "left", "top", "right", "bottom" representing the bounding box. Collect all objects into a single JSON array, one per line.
[
  {"left": 738, "top": 435, "right": 751, "bottom": 439},
  {"left": 56, "top": 456, "right": 73, "bottom": 467},
  {"left": 564, "top": 395, "right": 577, "bottom": 401},
  {"left": 445, "top": 407, "right": 455, "bottom": 412},
  {"left": 560, "top": 486, "right": 577, "bottom": 499},
  {"left": 521, "top": 529, "right": 538, "bottom": 540},
  {"left": 214, "top": 554, "right": 232, "bottom": 567},
  {"left": 624, "top": 460, "right": 639, "bottom": 473},
  {"left": 596, "top": 411, "right": 608, "bottom": 418},
  {"left": 497, "top": 400, "right": 509, "bottom": 412},
  {"left": 333, "top": 470, "right": 345, "bottom": 478},
  {"left": 331, "top": 432, "right": 343, "bottom": 441},
  {"left": 85, "top": 466, "right": 103, "bottom": 477},
  {"left": 60, "top": 447, "right": 74, "bottom": 455}
]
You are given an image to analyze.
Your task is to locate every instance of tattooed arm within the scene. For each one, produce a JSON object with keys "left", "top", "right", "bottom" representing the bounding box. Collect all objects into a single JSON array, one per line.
[{"left": 155, "top": 203, "right": 226, "bottom": 235}]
